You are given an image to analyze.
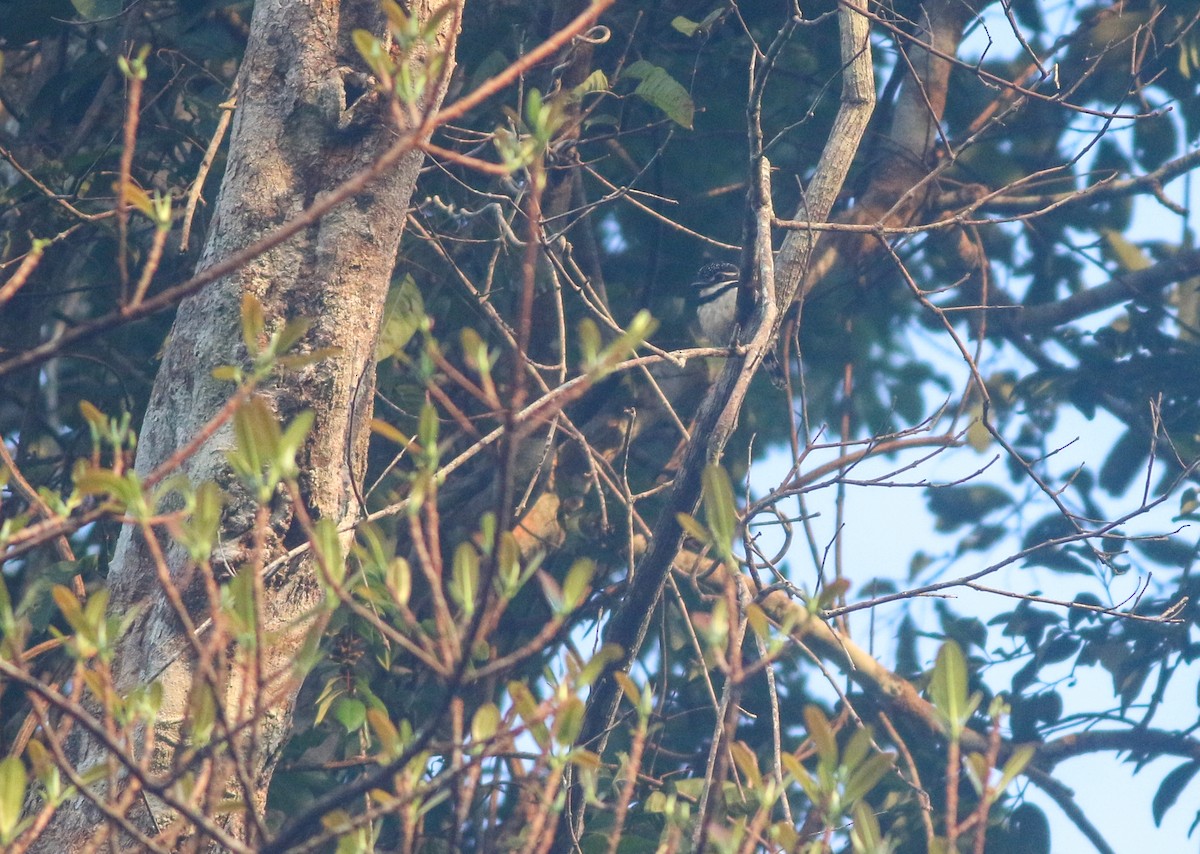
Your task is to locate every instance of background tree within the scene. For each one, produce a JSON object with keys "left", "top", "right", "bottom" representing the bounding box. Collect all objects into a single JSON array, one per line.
[{"left": 1, "top": 0, "right": 1199, "bottom": 852}]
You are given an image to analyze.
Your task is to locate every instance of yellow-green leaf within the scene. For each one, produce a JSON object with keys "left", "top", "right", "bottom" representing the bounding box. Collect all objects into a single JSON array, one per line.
[
  {"left": 701, "top": 463, "right": 737, "bottom": 552},
  {"left": 0, "top": 756, "right": 28, "bottom": 843},
  {"left": 931, "top": 640, "right": 969, "bottom": 736},
  {"left": 471, "top": 703, "right": 500, "bottom": 742}
]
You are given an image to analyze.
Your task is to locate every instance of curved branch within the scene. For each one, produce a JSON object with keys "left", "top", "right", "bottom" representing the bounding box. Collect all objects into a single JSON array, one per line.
[
  {"left": 1003, "top": 247, "right": 1200, "bottom": 332},
  {"left": 1039, "top": 728, "right": 1200, "bottom": 766}
]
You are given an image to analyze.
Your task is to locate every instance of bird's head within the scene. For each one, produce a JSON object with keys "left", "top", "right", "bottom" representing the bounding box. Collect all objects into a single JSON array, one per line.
[{"left": 688, "top": 262, "right": 741, "bottom": 305}]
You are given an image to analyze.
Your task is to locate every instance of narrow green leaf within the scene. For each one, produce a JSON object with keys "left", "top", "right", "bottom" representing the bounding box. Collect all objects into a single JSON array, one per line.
[
  {"left": 451, "top": 542, "right": 480, "bottom": 616},
  {"left": 0, "top": 756, "right": 27, "bottom": 843},
  {"left": 386, "top": 557, "right": 411, "bottom": 607},
  {"left": 728, "top": 741, "right": 761, "bottom": 788},
  {"left": 931, "top": 640, "right": 969, "bottom": 736},
  {"left": 51, "top": 585, "right": 84, "bottom": 633},
  {"left": 803, "top": 706, "right": 837, "bottom": 766},
  {"left": 277, "top": 409, "right": 315, "bottom": 478},
  {"left": 240, "top": 293, "right": 265, "bottom": 356},
  {"left": 1152, "top": 759, "right": 1200, "bottom": 826},
  {"left": 849, "top": 801, "right": 884, "bottom": 853},
  {"left": 0, "top": 575, "right": 13, "bottom": 637},
  {"left": 189, "top": 684, "right": 216, "bottom": 747},
  {"left": 508, "top": 681, "right": 538, "bottom": 723},
  {"left": 963, "top": 751, "right": 989, "bottom": 795},
  {"left": 577, "top": 643, "right": 623, "bottom": 689},
  {"left": 841, "top": 727, "right": 873, "bottom": 774},
  {"left": 367, "top": 708, "right": 401, "bottom": 759},
  {"left": 273, "top": 317, "right": 313, "bottom": 356},
  {"left": 231, "top": 395, "right": 279, "bottom": 482},
  {"left": 78, "top": 400, "right": 107, "bottom": 430},
  {"left": 676, "top": 512, "right": 710, "bottom": 544},
  {"left": 701, "top": 463, "right": 737, "bottom": 551},
  {"left": 378, "top": 276, "right": 425, "bottom": 362},
  {"left": 577, "top": 318, "right": 601, "bottom": 369},
  {"left": 418, "top": 403, "right": 439, "bottom": 456},
  {"left": 561, "top": 558, "right": 594, "bottom": 611},
  {"left": 352, "top": 28, "right": 391, "bottom": 78},
  {"left": 843, "top": 752, "right": 894, "bottom": 806},
  {"left": 996, "top": 744, "right": 1036, "bottom": 792},
  {"left": 555, "top": 696, "right": 585, "bottom": 746},
  {"left": 313, "top": 518, "right": 345, "bottom": 587}
]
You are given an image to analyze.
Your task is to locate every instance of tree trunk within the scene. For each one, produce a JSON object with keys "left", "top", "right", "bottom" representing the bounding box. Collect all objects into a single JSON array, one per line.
[{"left": 32, "top": 1, "right": 458, "bottom": 849}]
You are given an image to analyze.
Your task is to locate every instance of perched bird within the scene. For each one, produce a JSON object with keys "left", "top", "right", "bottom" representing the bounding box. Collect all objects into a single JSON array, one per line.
[
  {"left": 688, "top": 261, "right": 742, "bottom": 346},
  {"left": 686, "top": 261, "right": 787, "bottom": 387}
]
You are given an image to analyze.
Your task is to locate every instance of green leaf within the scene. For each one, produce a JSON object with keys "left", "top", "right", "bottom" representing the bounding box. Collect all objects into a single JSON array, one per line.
[
  {"left": 272, "top": 317, "right": 313, "bottom": 357},
  {"left": 471, "top": 703, "right": 500, "bottom": 742},
  {"left": 577, "top": 318, "right": 602, "bottom": 369},
  {"left": 451, "top": 542, "right": 479, "bottom": 616},
  {"left": 670, "top": 16, "right": 703, "bottom": 36},
  {"left": 728, "top": 741, "right": 761, "bottom": 788},
  {"left": 849, "top": 801, "right": 885, "bottom": 853},
  {"left": 313, "top": 518, "right": 345, "bottom": 588},
  {"left": 930, "top": 640, "right": 969, "bottom": 736},
  {"left": 1101, "top": 229, "right": 1152, "bottom": 272},
  {"left": 378, "top": 275, "right": 425, "bottom": 361},
  {"left": 803, "top": 706, "right": 837, "bottom": 767},
  {"left": 676, "top": 512, "right": 710, "bottom": 544},
  {"left": 1009, "top": 802, "right": 1051, "bottom": 853},
  {"left": 508, "top": 681, "right": 538, "bottom": 723},
  {"left": 367, "top": 708, "right": 401, "bottom": 759},
  {"left": 576, "top": 642, "right": 624, "bottom": 690},
  {"left": 277, "top": 410, "right": 314, "bottom": 479},
  {"left": 996, "top": 744, "right": 1036, "bottom": 792},
  {"left": 1152, "top": 759, "right": 1200, "bottom": 826},
  {"left": 561, "top": 558, "right": 594, "bottom": 611},
  {"left": 841, "top": 727, "right": 873, "bottom": 775},
  {"left": 386, "top": 557, "right": 411, "bottom": 607},
  {"left": 240, "top": 293, "right": 265, "bottom": 356},
  {"left": 614, "top": 672, "right": 640, "bottom": 708},
  {"left": 925, "top": 484, "right": 1012, "bottom": 532},
  {"left": 333, "top": 697, "right": 367, "bottom": 733},
  {"left": 417, "top": 403, "right": 439, "bottom": 458},
  {"left": 963, "top": 751, "right": 989, "bottom": 795},
  {"left": 591, "top": 310, "right": 658, "bottom": 375},
  {"left": 230, "top": 395, "right": 277, "bottom": 484},
  {"left": 0, "top": 575, "right": 13, "bottom": 638},
  {"left": 624, "top": 60, "right": 694, "bottom": 129},
  {"left": 0, "top": 756, "right": 27, "bottom": 844},
  {"left": 842, "top": 752, "right": 893, "bottom": 806},
  {"left": 78, "top": 400, "right": 107, "bottom": 430},
  {"left": 555, "top": 696, "right": 584, "bottom": 746},
  {"left": 71, "top": 0, "right": 122, "bottom": 22},
  {"left": 189, "top": 684, "right": 216, "bottom": 747},
  {"left": 178, "top": 480, "right": 223, "bottom": 562},
  {"left": 670, "top": 8, "right": 724, "bottom": 38},
  {"left": 50, "top": 585, "right": 84, "bottom": 634},
  {"left": 352, "top": 28, "right": 392, "bottom": 79},
  {"left": 496, "top": 532, "right": 521, "bottom": 598},
  {"left": 572, "top": 69, "right": 608, "bottom": 99},
  {"left": 701, "top": 463, "right": 737, "bottom": 553}
]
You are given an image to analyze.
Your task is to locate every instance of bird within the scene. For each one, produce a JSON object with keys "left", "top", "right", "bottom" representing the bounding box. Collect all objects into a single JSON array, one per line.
[
  {"left": 688, "top": 261, "right": 742, "bottom": 346},
  {"left": 687, "top": 261, "right": 788, "bottom": 387}
]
